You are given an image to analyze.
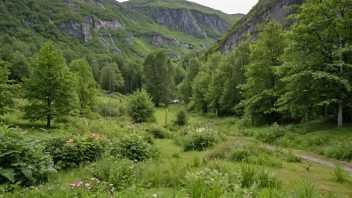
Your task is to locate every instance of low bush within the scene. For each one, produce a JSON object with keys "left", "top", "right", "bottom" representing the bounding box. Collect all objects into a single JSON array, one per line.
[
  {"left": 254, "top": 124, "right": 286, "bottom": 144},
  {"left": 110, "top": 133, "right": 159, "bottom": 162},
  {"left": 141, "top": 124, "right": 173, "bottom": 139},
  {"left": 325, "top": 141, "right": 352, "bottom": 161},
  {"left": 127, "top": 90, "right": 155, "bottom": 123},
  {"left": 174, "top": 109, "right": 187, "bottom": 126},
  {"left": 88, "top": 158, "right": 140, "bottom": 191},
  {"left": 184, "top": 168, "right": 242, "bottom": 198},
  {"left": 0, "top": 126, "right": 56, "bottom": 187},
  {"left": 239, "top": 163, "right": 281, "bottom": 189},
  {"left": 182, "top": 130, "right": 220, "bottom": 151},
  {"left": 44, "top": 133, "right": 106, "bottom": 169}
]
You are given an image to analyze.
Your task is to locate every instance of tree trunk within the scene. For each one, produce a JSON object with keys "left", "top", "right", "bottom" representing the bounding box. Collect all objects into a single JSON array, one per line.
[
  {"left": 324, "top": 104, "right": 328, "bottom": 123},
  {"left": 47, "top": 114, "right": 51, "bottom": 128},
  {"left": 305, "top": 112, "right": 309, "bottom": 127},
  {"left": 216, "top": 108, "right": 218, "bottom": 118},
  {"left": 47, "top": 98, "right": 51, "bottom": 128},
  {"left": 338, "top": 102, "right": 343, "bottom": 127}
]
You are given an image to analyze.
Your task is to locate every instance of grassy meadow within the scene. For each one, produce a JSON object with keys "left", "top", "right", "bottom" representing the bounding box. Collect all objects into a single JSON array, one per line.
[{"left": 0, "top": 98, "right": 351, "bottom": 198}]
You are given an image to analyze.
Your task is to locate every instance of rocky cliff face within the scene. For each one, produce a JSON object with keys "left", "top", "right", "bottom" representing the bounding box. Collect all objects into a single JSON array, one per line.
[
  {"left": 217, "top": 0, "right": 305, "bottom": 54},
  {"left": 123, "top": 1, "right": 238, "bottom": 39}
]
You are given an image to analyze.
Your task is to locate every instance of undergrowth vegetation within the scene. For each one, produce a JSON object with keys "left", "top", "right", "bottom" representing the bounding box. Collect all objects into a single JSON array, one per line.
[{"left": 0, "top": 106, "right": 351, "bottom": 197}]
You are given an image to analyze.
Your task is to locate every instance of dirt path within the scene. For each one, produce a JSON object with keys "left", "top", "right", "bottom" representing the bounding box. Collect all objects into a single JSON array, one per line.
[
  {"left": 296, "top": 154, "right": 352, "bottom": 174},
  {"left": 232, "top": 136, "right": 352, "bottom": 174}
]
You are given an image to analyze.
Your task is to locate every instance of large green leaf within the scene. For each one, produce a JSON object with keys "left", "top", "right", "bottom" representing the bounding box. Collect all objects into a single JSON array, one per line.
[{"left": 0, "top": 168, "right": 15, "bottom": 183}]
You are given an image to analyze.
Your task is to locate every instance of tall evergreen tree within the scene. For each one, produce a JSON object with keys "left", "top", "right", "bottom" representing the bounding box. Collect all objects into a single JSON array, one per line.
[
  {"left": 23, "top": 41, "right": 78, "bottom": 128},
  {"left": 69, "top": 59, "right": 98, "bottom": 116},
  {"left": 191, "top": 52, "right": 222, "bottom": 113},
  {"left": 240, "top": 21, "right": 286, "bottom": 125},
  {"left": 178, "top": 57, "right": 202, "bottom": 104},
  {"left": 143, "top": 50, "right": 175, "bottom": 107}
]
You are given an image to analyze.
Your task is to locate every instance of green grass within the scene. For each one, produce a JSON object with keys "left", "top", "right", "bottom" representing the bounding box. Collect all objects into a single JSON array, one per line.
[{"left": 1, "top": 99, "right": 352, "bottom": 197}]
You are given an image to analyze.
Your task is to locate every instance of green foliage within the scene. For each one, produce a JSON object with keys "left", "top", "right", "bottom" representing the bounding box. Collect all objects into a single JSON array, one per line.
[
  {"left": 69, "top": 59, "right": 98, "bottom": 116},
  {"left": 143, "top": 50, "right": 175, "bottom": 106},
  {"left": 325, "top": 141, "right": 352, "bottom": 161},
  {"left": 44, "top": 134, "right": 106, "bottom": 170},
  {"left": 0, "top": 126, "right": 56, "bottom": 186},
  {"left": 293, "top": 181, "right": 318, "bottom": 198},
  {"left": 127, "top": 90, "right": 155, "bottom": 123},
  {"left": 239, "top": 163, "right": 281, "bottom": 189},
  {"left": 174, "top": 109, "right": 187, "bottom": 126},
  {"left": 332, "top": 166, "right": 349, "bottom": 183},
  {"left": 110, "top": 133, "right": 159, "bottom": 162},
  {"left": 178, "top": 57, "right": 202, "bottom": 104},
  {"left": 240, "top": 21, "right": 286, "bottom": 125},
  {"left": 182, "top": 130, "right": 220, "bottom": 151},
  {"left": 99, "top": 63, "right": 125, "bottom": 92},
  {"left": 254, "top": 124, "right": 286, "bottom": 144},
  {"left": 88, "top": 158, "right": 140, "bottom": 191},
  {"left": 23, "top": 41, "right": 78, "bottom": 128},
  {"left": 0, "top": 60, "right": 15, "bottom": 116},
  {"left": 141, "top": 123, "right": 173, "bottom": 139},
  {"left": 184, "top": 168, "right": 242, "bottom": 198}
]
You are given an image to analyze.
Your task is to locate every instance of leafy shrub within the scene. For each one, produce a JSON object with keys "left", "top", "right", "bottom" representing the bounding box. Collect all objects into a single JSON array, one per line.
[
  {"left": 88, "top": 158, "right": 140, "bottom": 191},
  {"left": 183, "top": 131, "right": 220, "bottom": 151},
  {"left": 254, "top": 124, "right": 286, "bottom": 144},
  {"left": 94, "top": 101, "right": 123, "bottom": 117},
  {"left": 325, "top": 141, "right": 352, "bottom": 161},
  {"left": 0, "top": 127, "right": 56, "bottom": 186},
  {"left": 239, "top": 164, "right": 281, "bottom": 189},
  {"left": 44, "top": 134, "right": 106, "bottom": 169},
  {"left": 204, "top": 141, "right": 234, "bottom": 161},
  {"left": 111, "top": 133, "right": 159, "bottom": 162},
  {"left": 174, "top": 109, "right": 187, "bottom": 126},
  {"left": 184, "top": 168, "right": 242, "bottom": 198},
  {"left": 127, "top": 90, "right": 155, "bottom": 123},
  {"left": 141, "top": 124, "right": 173, "bottom": 139}
]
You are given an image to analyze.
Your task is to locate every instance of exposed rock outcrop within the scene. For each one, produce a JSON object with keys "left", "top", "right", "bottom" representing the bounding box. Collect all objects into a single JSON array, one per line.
[
  {"left": 59, "top": 20, "right": 92, "bottom": 42},
  {"left": 80, "top": 0, "right": 104, "bottom": 8},
  {"left": 218, "top": 0, "right": 305, "bottom": 54},
  {"left": 94, "top": 19, "right": 124, "bottom": 30},
  {"left": 62, "top": 0, "right": 80, "bottom": 9},
  {"left": 123, "top": 2, "right": 234, "bottom": 39}
]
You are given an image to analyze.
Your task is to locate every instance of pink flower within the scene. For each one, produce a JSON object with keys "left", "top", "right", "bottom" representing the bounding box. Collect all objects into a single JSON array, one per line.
[
  {"left": 70, "top": 184, "right": 76, "bottom": 187},
  {"left": 77, "top": 181, "right": 83, "bottom": 187},
  {"left": 90, "top": 177, "right": 96, "bottom": 181},
  {"left": 85, "top": 183, "right": 90, "bottom": 187}
]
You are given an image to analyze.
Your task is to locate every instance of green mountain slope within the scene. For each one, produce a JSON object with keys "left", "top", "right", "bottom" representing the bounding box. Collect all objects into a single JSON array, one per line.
[
  {"left": 124, "top": 0, "right": 243, "bottom": 39},
  {"left": 208, "top": 0, "right": 305, "bottom": 54},
  {"left": 0, "top": 0, "right": 242, "bottom": 62}
]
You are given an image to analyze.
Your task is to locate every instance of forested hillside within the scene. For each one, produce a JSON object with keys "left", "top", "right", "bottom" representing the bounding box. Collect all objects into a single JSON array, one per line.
[
  {"left": 0, "top": 0, "right": 240, "bottom": 88},
  {"left": 180, "top": 0, "right": 352, "bottom": 127}
]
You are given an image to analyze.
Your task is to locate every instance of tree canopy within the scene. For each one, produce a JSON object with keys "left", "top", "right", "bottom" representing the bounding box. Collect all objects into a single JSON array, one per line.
[{"left": 23, "top": 41, "right": 78, "bottom": 128}]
